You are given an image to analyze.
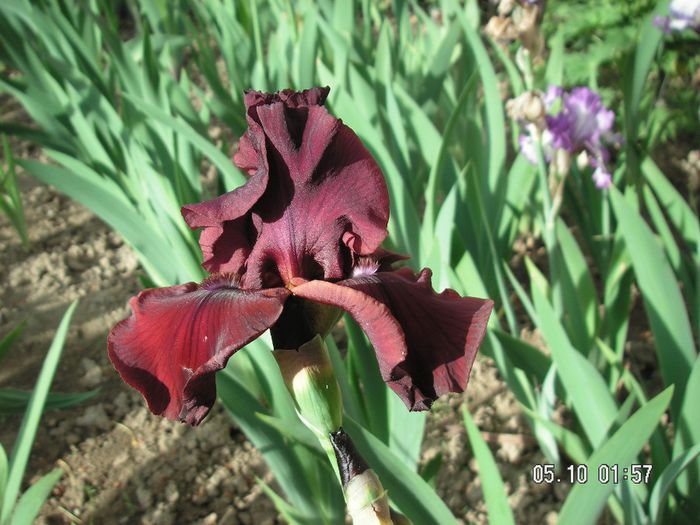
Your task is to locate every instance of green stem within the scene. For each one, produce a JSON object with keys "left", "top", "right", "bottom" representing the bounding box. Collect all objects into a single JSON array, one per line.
[
  {"left": 519, "top": 46, "right": 563, "bottom": 315},
  {"left": 534, "top": 137, "right": 563, "bottom": 317},
  {"left": 519, "top": 48, "right": 535, "bottom": 91},
  {"left": 319, "top": 432, "right": 342, "bottom": 484},
  {"left": 601, "top": 188, "right": 611, "bottom": 273},
  {"left": 248, "top": 0, "right": 268, "bottom": 90}
]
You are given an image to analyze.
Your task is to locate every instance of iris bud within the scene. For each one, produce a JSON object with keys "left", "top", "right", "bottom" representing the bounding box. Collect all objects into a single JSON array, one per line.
[
  {"left": 345, "top": 470, "right": 393, "bottom": 525},
  {"left": 330, "top": 428, "right": 396, "bottom": 525},
  {"left": 506, "top": 90, "right": 546, "bottom": 129},
  {"left": 553, "top": 149, "right": 572, "bottom": 176},
  {"left": 273, "top": 334, "right": 343, "bottom": 435}
]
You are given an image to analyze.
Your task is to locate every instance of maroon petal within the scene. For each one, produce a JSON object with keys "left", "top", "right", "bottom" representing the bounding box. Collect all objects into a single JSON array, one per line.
[
  {"left": 181, "top": 153, "right": 268, "bottom": 274},
  {"left": 184, "top": 88, "right": 389, "bottom": 288},
  {"left": 243, "top": 86, "right": 331, "bottom": 112},
  {"left": 291, "top": 269, "right": 493, "bottom": 411},
  {"left": 243, "top": 97, "right": 390, "bottom": 286},
  {"left": 181, "top": 98, "right": 272, "bottom": 274},
  {"left": 108, "top": 275, "right": 288, "bottom": 425}
]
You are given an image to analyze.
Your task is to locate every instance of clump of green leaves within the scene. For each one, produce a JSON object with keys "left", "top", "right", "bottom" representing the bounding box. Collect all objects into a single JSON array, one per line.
[
  {"left": 0, "top": 0, "right": 697, "bottom": 523},
  {"left": 543, "top": 0, "right": 657, "bottom": 85},
  {"left": 0, "top": 136, "right": 28, "bottom": 248},
  {"left": 0, "top": 303, "right": 78, "bottom": 525}
]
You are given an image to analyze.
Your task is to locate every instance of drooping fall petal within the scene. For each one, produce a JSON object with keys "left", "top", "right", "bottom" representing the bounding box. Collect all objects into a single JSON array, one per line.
[
  {"left": 183, "top": 87, "right": 389, "bottom": 287},
  {"left": 291, "top": 269, "right": 493, "bottom": 411},
  {"left": 108, "top": 275, "right": 289, "bottom": 425}
]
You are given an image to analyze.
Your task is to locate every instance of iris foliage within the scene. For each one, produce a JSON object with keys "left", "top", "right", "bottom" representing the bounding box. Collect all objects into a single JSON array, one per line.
[{"left": 0, "top": 0, "right": 698, "bottom": 523}]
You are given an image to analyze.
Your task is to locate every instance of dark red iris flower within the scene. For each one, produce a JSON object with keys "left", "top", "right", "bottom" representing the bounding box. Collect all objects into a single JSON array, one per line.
[{"left": 108, "top": 87, "right": 493, "bottom": 425}]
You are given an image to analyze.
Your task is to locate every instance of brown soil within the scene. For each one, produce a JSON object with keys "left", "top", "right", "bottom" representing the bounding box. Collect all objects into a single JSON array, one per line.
[{"left": 0, "top": 175, "right": 568, "bottom": 524}]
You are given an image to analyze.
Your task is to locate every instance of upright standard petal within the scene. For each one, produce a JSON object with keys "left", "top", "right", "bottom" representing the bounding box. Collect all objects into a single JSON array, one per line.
[
  {"left": 108, "top": 275, "right": 288, "bottom": 425},
  {"left": 184, "top": 88, "right": 389, "bottom": 288},
  {"left": 291, "top": 269, "right": 493, "bottom": 411},
  {"left": 241, "top": 89, "right": 390, "bottom": 286},
  {"left": 180, "top": 90, "right": 276, "bottom": 274}
]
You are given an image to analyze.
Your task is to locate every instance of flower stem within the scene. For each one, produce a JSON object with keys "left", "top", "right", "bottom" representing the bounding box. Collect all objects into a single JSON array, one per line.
[
  {"left": 273, "top": 336, "right": 399, "bottom": 523},
  {"left": 534, "top": 136, "right": 564, "bottom": 317},
  {"left": 330, "top": 428, "right": 394, "bottom": 525},
  {"left": 601, "top": 187, "right": 611, "bottom": 272}
]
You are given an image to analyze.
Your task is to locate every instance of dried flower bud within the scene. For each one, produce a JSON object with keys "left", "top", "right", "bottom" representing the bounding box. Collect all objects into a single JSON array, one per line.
[
  {"left": 274, "top": 335, "right": 343, "bottom": 434},
  {"left": 498, "top": 0, "right": 517, "bottom": 16},
  {"left": 507, "top": 91, "right": 546, "bottom": 129},
  {"left": 488, "top": 1, "right": 545, "bottom": 58},
  {"left": 484, "top": 16, "right": 518, "bottom": 44}
]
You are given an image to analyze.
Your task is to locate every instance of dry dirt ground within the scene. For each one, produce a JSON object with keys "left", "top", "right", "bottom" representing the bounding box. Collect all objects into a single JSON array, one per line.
[{"left": 0, "top": 175, "right": 568, "bottom": 524}]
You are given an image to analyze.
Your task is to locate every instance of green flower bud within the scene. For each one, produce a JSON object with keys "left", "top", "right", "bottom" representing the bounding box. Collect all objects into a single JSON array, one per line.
[{"left": 273, "top": 334, "right": 343, "bottom": 435}]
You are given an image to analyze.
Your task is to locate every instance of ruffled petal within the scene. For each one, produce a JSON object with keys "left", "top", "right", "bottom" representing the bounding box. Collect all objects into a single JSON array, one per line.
[
  {"left": 181, "top": 93, "right": 274, "bottom": 274},
  {"left": 181, "top": 145, "right": 268, "bottom": 274},
  {"left": 244, "top": 100, "right": 389, "bottom": 286},
  {"left": 108, "top": 275, "right": 289, "bottom": 425},
  {"left": 243, "top": 86, "right": 331, "bottom": 113},
  {"left": 291, "top": 269, "right": 493, "bottom": 410},
  {"left": 184, "top": 88, "right": 389, "bottom": 288}
]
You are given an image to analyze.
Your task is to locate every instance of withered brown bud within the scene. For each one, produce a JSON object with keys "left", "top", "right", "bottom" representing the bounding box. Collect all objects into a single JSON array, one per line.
[
  {"left": 506, "top": 90, "right": 546, "bottom": 129},
  {"left": 484, "top": 16, "right": 518, "bottom": 44}
]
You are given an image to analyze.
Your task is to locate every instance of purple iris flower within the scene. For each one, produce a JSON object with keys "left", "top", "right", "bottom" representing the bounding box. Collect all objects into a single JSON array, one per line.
[
  {"left": 654, "top": 0, "right": 700, "bottom": 33},
  {"left": 108, "top": 87, "right": 493, "bottom": 425},
  {"left": 520, "top": 85, "right": 617, "bottom": 189}
]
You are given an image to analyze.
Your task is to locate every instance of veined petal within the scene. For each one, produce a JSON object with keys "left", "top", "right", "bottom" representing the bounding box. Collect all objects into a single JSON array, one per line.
[
  {"left": 181, "top": 151, "right": 268, "bottom": 274},
  {"left": 184, "top": 88, "right": 389, "bottom": 288},
  {"left": 291, "top": 269, "right": 493, "bottom": 411},
  {"left": 243, "top": 86, "right": 331, "bottom": 112},
  {"left": 108, "top": 275, "right": 288, "bottom": 425}
]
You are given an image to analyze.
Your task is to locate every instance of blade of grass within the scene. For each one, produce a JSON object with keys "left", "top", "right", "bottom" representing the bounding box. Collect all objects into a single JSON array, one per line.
[
  {"left": 545, "top": 31, "right": 564, "bottom": 87},
  {"left": 0, "top": 322, "right": 25, "bottom": 365},
  {"left": 1, "top": 301, "right": 77, "bottom": 524},
  {"left": 324, "top": 336, "right": 364, "bottom": 425},
  {"left": 0, "top": 389, "right": 99, "bottom": 415},
  {"left": 422, "top": 74, "right": 476, "bottom": 240},
  {"left": 673, "top": 355, "right": 700, "bottom": 495},
  {"left": 610, "top": 188, "right": 696, "bottom": 419},
  {"left": 642, "top": 157, "right": 699, "bottom": 252},
  {"left": 344, "top": 416, "right": 457, "bottom": 525},
  {"left": 0, "top": 446, "right": 6, "bottom": 508},
  {"left": 387, "top": 395, "right": 426, "bottom": 472},
  {"left": 121, "top": 93, "right": 244, "bottom": 188},
  {"left": 527, "top": 258, "right": 618, "bottom": 448},
  {"left": 0, "top": 136, "right": 28, "bottom": 247},
  {"left": 457, "top": 3, "right": 506, "bottom": 201},
  {"left": 462, "top": 406, "right": 516, "bottom": 525},
  {"left": 520, "top": 405, "right": 590, "bottom": 465},
  {"left": 643, "top": 186, "right": 694, "bottom": 303},
  {"left": 344, "top": 316, "right": 389, "bottom": 444},
  {"left": 557, "top": 387, "right": 673, "bottom": 525},
  {"left": 621, "top": 8, "right": 664, "bottom": 186},
  {"left": 491, "top": 329, "right": 550, "bottom": 383},
  {"left": 649, "top": 443, "right": 700, "bottom": 525},
  {"left": 8, "top": 468, "right": 62, "bottom": 525},
  {"left": 556, "top": 218, "right": 599, "bottom": 353}
]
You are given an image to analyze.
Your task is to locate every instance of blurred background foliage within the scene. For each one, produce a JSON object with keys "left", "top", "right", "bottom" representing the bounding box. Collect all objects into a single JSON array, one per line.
[{"left": 0, "top": 0, "right": 698, "bottom": 523}]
